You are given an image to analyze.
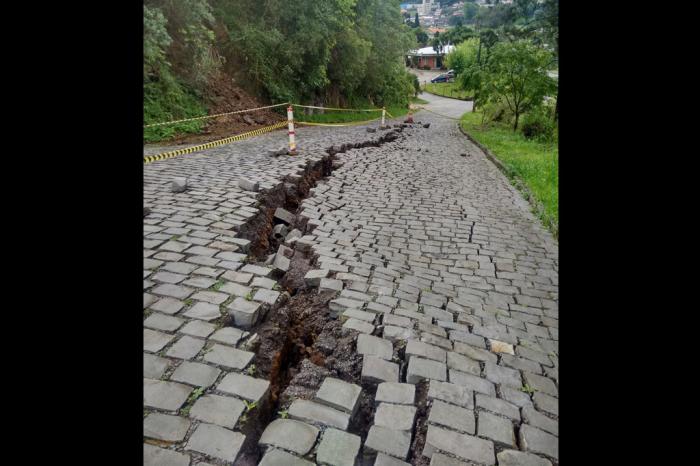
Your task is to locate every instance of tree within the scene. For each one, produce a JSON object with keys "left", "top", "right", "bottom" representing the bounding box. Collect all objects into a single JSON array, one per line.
[
  {"left": 481, "top": 40, "right": 556, "bottom": 130},
  {"left": 415, "top": 28, "right": 429, "bottom": 46},
  {"left": 464, "top": 2, "right": 479, "bottom": 23},
  {"left": 445, "top": 38, "right": 479, "bottom": 76}
]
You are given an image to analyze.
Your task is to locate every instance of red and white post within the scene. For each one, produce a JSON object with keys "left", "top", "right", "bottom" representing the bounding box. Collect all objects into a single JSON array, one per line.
[
  {"left": 381, "top": 107, "right": 386, "bottom": 127},
  {"left": 287, "top": 105, "right": 297, "bottom": 155}
]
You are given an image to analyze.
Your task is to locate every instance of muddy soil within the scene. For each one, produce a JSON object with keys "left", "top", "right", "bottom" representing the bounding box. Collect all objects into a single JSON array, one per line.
[{"left": 154, "top": 71, "right": 285, "bottom": 147}]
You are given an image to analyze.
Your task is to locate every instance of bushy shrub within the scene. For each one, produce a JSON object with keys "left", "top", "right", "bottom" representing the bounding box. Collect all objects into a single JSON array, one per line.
[{"left": 521, "top": 107, "right": 557, "bottom": 142}]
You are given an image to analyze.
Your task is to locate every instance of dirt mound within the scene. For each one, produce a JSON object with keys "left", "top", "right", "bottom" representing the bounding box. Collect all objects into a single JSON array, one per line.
[{"left": 167, "top": 71, "right": 285, "bottom": 145}]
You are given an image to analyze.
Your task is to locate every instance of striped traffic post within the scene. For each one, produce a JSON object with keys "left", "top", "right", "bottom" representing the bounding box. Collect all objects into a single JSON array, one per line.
[
  {"left": 287, "top": 105, "right": 298, "bottom": 155},
  {"left": 381, "top": 107, "right": 386, "bottom": 127}
]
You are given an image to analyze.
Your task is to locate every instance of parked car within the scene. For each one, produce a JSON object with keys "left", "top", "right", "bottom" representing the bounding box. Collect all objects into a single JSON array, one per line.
[{"left": 431, "top": 70, "right": 455, "bottom": 83}]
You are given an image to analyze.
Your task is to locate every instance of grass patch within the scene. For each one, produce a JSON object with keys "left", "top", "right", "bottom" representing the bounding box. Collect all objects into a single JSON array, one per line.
[
  {"left": 293, "top": 102, "right": 411, "bottom": 124},
  {"left": 423, "top": 82, "right": 473, "bottom": 100},
  {"left": 460, "top": 110, "right": 558, "bottom": 236}
]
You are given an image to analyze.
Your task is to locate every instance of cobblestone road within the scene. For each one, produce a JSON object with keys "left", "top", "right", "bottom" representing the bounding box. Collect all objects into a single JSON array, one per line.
[{"left": 143, "top": 94, "right": 558, "bottom": 465}]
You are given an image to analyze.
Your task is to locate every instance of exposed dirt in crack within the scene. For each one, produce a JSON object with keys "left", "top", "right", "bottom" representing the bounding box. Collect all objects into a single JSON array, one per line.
[
  {"left": 409, "top": 381, "right": 431, "bottom": 466},
  {"left": 227, "top": 127, "right": 414, "bottom": 464}
]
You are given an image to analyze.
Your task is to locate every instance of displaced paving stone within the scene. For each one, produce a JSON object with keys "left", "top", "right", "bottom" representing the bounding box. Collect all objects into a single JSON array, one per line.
[
  {"left": 423, "top": 424, "right": 495, "bottom": 465},
  {"left": 305, "top": 269, "right": 330, "bottom": 287},
  {"left": 406, "top": 340, "right": 447, "bottom": 363},
  {"left": 143, "top": 412, "right": 191, "bottom": 442},
  {"left": 475, "top": 394, "right": 520, "bottom": 420},
  {"left": 342, "top": 317, "right": 375, "bottom": 334},
  {"left": 477, "top": 410, "right": 516, "bottom": 446},
  {"left": 375, "top": 382, "right": 415, "bottom": 405},
  {"left": 274, "top": 207, "right": 295, "bottom": 225},
  {"left": 228, "top": 297, "right": 263, "bottom": 328},
  {"left": 497, "top": 450, "right": 553, "bottom": 466},
  {"left": 316, "top": 377, "right": 362, "bottom": 415},
  {"left": 186, "top": 423, "right": 245, "bottom": 463},
  {"left": 183, "top": 302, "right": 221, "bottom": 321},
  {"left": 144, "top": 329, "right": 174, "bottom": 353},
  {"left": 217, "top": 372, "right": 270, "bottom": 403},
  {"left": 519, "top": 424, "right": 558, "bottom": 460},
  {"left": 170, "top": 361, "right": 220, "bottom": 387},
  {"left": 407, "top": 357, "right": 447, "bottom": 384},
  {"left": 143, "top": 378, "right": 192, "bottom": 411},
  {"left": 449, "top": 370, "right": 496, "bottom": 396},
  {"left": 427, "top": 381, "right": 474, "bottom": 409},
  {"left": 144, "top": 353, "right": 170, "bottom": 379},
  {"left": 362, "top": 355, "right": 399, "bottom": 383},
  {"left": 238, "top": 178, "right": 259, "bottom": 191},
  {"left": 166, "top": 335, "right": 206, "bottom": 360},
  {"left": 374, "top": 402, "right": 417, "bottom": 431},
  {"left": 143, "top": 443, "right": 190, "bottom": 466},
  {"left": 317, "top": 428, "right": 362, "bottom": 466},
  {"left": 254, "top": 288, "right": 281, "bottom": 305},
  {"left": 182, "top": 276, "right": 216, "bottom": 289},
  {"left": 364, "top": 425, "right": 412, "bottom": 460},
  {"left": 288, "top": 399, "right": 350, "bottom": 430},
  {"left": 144, "top": 313, "right": 183, "bottom": 332},
  {"left": 259, "top": 419, "right": 319, "bottom": 456},
  {"left": 203, "top": 344, "right": 254, "bottom": 370},
  {"left": 428, "top": 399, "right": 475, "bottom": 434},
  {"left": 272, "top": 253, "right": 290, "bottom": 272},
  {"left": 189, "top": 394, "right": 245, "bottom": 429},
  {"left": 209, "top": 326, "right": 244, "bottom": 346},
  {"left": 259, "top": 448, "right": 315, "bottom": 466},
  {"left": 320, "top": 278, "right": 344, "bottom": 292},
  {"left": 171, "top": 177, "right": 187, "bottom": 192}
]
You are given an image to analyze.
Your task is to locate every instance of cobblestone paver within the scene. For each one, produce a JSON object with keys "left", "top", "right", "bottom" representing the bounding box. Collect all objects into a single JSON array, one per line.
[{"left": 143, "top": 92, "right": 557, "bottom": 465}]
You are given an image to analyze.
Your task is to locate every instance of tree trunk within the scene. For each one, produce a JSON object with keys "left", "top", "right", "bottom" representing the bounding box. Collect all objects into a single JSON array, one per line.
[
  {"left": 513, "top": 111, "right": 520, "bottom": 131},
  {"left": 553, "top": 95, "right": 559, "bottom": 122}
]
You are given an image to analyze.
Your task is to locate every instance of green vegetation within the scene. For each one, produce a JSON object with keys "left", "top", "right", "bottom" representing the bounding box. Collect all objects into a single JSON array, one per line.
[
  {"left": 144, "top": 0, "right": 418, "bottom": 143},
  {"left": 423, "top": 83, "right": 473, "bottom": 100},
  {"left": 460, "top": 110, "right": 558, "bottom": 235}
]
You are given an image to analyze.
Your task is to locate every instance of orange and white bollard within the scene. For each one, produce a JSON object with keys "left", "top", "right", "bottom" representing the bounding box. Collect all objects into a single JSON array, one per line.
[{"left": 287, "top": 105, "right": 297, "bottom": 155}]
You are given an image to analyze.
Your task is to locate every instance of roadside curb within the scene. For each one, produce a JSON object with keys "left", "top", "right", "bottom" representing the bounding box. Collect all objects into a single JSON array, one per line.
[
  {"left": 457, "top": 120, "right": 558, "bottom": 239},
  {"left": 420, "top": 89, "right": 472, "bottom": 102}
]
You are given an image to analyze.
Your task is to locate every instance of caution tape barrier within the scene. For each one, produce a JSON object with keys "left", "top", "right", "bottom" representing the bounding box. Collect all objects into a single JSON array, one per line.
[
  {"left": 291, "top": 104, "right": 382, "bottom": 112},
  {"left": 296, "top": 116, "right": 383, "bottom": 127},
  {"left": 143, "top": 121, "right": 288, "bottom": 165},
  {"left": 144, "top": 103, "right": 290, "bottom": 128}
]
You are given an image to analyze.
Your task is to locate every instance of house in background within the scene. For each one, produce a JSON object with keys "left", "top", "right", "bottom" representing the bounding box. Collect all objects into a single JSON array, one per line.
[{"left": 406, "top": 44, "right": 455, "bottom": 70}]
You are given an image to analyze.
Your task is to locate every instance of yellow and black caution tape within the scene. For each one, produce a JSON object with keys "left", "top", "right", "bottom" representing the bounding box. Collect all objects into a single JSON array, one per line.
[
  {"left": 144, "top": 103, "right": 289, "bottom": 128},
  {"left": 143, "top": 120, "right": 287, "bottom": 164}
]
